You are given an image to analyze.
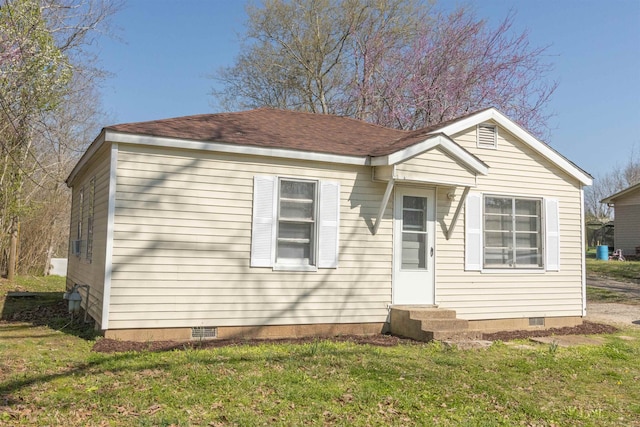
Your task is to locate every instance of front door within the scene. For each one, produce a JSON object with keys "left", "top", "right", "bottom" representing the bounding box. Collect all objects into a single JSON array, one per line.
[{"left": 393, "top": 187, "right": 435, "bottom": 305}]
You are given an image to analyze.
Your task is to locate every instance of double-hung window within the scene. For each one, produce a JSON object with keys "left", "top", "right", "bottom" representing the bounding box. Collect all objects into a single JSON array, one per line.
[
  {"left": 483, "top": 196, "right": 542, "bottom": 268},
  {"left": 251, "top": 175, "right": 340, "bottom": 270},
  {"left": 277, "top": 179, "right": 316, "bottom": 266},
  {"left": 465, "top": 193, "right": 559, "bottom": 272}
]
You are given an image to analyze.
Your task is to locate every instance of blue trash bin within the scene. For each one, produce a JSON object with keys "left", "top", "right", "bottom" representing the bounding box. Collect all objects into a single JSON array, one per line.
[{"left": 596, "top": 245, "right": 609, "bottom": 261}]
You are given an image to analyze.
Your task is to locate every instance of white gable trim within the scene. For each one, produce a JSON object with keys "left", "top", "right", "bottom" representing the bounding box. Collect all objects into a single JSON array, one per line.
[
  {"left": 371, "top": 134, "right": 489, "bottom": 176},
  {"left": 433, "top": 108, "right": 592, "bottom": 186},
  {"left": 106, "top": 131, "right": 369, "bottom": 166},
  {"left": 66, "top": 131, "right": 106, "bottom": 186}
]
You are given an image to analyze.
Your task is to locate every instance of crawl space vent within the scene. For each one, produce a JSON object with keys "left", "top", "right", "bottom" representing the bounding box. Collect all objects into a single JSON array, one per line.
[
  {"left": 191, "top": 327, "right": 218, "bottom": 340},
  {"left": 477, "top": 124, "right": 497, "bottom": 149},
  {"left": 529, "top": 317, "right": 544, "bottom": 327}
]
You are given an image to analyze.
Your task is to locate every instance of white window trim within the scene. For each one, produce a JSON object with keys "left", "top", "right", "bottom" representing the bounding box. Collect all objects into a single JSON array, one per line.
[
  {"left": 466, "top": 192, "right": 559, "bottom": 273},
  {"left": 482, "top": 194, "right": 544, "bottom": 271},
  {"left": 251, "top": 175, "right": 340, "bottom": 271},
  {"left": 274, "top": 177, "right": 318, "bottom": 269}
]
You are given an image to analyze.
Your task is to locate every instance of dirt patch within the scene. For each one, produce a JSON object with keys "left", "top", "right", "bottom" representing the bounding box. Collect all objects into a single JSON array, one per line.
[
  {"left": 586, "top": 302, "right": 640, "bottom": 328},
  {"left": 92, "top": 321, "right": 620, "bottom": 353},
  {"left": 0, "top": 298, "right": 69, "bottom": 325},
  {"left": 482, "top": 321, "right": 618, "bottom": 342}
]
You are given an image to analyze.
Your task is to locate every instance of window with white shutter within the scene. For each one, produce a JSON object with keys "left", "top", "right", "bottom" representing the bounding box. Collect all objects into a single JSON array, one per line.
[
  {"left": 251, "top": 176, "right": 340, "bottom": 270},
  {"left": 465, "top": 193, "right": 560, "bottom": 271}
]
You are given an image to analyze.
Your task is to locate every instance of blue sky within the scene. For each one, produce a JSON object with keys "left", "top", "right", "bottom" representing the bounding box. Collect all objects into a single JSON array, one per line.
[{"left": 94, "top": 0, "right": 640, "bottom": 179}]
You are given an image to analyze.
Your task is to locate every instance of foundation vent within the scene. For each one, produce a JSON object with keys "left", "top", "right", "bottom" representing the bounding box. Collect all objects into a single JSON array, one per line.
[
  {"left": 191, "top": 326, "right": 218, "bottom": 340},
  {"left": 529, "top": 317, "right": 544, "bottom": 327}
]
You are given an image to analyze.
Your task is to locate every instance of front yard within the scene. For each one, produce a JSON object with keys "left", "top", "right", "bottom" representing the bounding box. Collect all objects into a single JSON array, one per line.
[{"left": 1, "top": 274, "right": 639, "bottom": 426}]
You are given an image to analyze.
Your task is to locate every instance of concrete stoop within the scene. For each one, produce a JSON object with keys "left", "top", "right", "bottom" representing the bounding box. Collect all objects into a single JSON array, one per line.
[{"left": 389, "top": 306, "right": 483, "bottom": 342}]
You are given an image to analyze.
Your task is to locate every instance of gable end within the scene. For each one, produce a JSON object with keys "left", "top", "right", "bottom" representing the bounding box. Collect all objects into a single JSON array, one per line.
[{"left": 477, "top": 124, "right": 497, "bottom": 149}]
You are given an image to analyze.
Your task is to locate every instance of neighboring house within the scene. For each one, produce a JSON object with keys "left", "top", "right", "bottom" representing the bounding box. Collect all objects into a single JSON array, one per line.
[
  {"left": 65, "top": 107, "right": 593, "bottom": 341},
  {"left": 601, "top": 182, "right": 640, "bottom": 257}
]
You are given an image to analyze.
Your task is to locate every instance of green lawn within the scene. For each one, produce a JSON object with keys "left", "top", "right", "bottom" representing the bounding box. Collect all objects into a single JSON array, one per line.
[
  {"left": 586, "top": 257, "right": 640, "bottom": 282},
  {"left": 1, "top": 276, "right": 640, "bottom": 426}
]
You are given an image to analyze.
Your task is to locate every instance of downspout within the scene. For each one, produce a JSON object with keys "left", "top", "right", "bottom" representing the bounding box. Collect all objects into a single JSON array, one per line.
[{"left": 580, "top": 186, "right": 587, "bottom": 317}]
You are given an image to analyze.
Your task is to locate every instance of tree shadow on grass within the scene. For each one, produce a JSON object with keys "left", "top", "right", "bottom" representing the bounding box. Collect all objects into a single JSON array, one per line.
[{"left": 0, "top": 291, "right": 99, "bottom": 340}]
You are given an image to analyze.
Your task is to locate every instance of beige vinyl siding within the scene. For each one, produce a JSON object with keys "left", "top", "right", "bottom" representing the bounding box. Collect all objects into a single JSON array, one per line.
[
  {"left": 108, "top": 144, "right": 392, "bottom": 330},
  {"left": 66, "top": 143, "right": 112, "bottom": 326},
  {"left": 395, "top": 147, "right": 476, "bottom": 186},
  {"left": 433, "top": 123, "right": 584, "bottom": 320},
  {"left": 613, "top": 203, "right": 640, "bottom": 255}
]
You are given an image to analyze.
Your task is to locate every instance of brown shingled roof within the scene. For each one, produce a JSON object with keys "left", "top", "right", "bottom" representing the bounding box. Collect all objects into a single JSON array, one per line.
[{"left": 107, "top": 108, "right": 408, "bottom": 157}]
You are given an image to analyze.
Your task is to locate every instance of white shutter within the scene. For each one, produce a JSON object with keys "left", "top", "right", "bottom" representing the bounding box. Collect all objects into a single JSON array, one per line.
[
  {"left": 250, "top": 176, "right": 276, "bottom": 267},
  {"left": 465, "top": 193, "right": 483, "bottom": 271},
  {"left": 545, "top": 198, "right": 560, "bottom": 271},
  {"left": 317, "top": 180, "right": 340, "bottom": 268}
]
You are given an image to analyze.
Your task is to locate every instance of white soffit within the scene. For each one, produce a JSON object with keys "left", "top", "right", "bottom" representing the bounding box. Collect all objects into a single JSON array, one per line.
[
  {"left": 434, "top": 108, "right": 593, "bottom": 186},
  {"left": 105, "top": 131, "right": 370, "bottom": 167}
]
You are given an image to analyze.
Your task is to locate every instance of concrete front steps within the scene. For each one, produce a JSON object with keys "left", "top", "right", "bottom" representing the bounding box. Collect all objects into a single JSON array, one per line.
[{"left": 389, "top": 305, "right": 483, "bottom": 342}]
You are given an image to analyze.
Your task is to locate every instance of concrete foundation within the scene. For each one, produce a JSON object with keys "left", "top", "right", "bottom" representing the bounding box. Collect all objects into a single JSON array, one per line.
[
  {"left": 103, "top": 322, "right": 387, "bottom": 342},
  {"left": 101, "top": 316, "right": 583, "bottom": 343},
  {"left": 467, "top": 316, "right": 583, "bottom": 333}
]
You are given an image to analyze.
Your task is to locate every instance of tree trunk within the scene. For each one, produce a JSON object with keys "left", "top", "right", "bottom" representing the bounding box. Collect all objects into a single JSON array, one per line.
[{"left": 7, "top": 218, "right": 18, "bottom": 281}]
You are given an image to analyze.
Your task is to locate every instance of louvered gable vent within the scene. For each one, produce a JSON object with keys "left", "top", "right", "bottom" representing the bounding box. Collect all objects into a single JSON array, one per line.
[{"left": 477, "top": 124, "right": 497, "bottom": 149}]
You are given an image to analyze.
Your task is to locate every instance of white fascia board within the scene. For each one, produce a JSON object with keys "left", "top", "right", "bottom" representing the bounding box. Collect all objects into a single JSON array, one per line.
[
  {"left": 105, "top": 131, "right": 370, "bottom": 166},
  {"left": 434, "top": 108, "right": 593, "bottom": 186},
  {"left": 601, "top": 182, "right": 640, "bottom": 203},
  {"left": 371, "top": 134, "right": 489, "bottom": 176},
  {"left": 66, "top": 130, "right": 106, "bottom": 186}
]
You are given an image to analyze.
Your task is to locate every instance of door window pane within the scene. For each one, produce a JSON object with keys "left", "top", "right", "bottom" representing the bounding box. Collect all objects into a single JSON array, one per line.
[
  {"left": 403, "top": 210, "right": 425, "bottom": 231},
  {"left": 402, "top": 233, "right": 426, "bottom": 269},
  {"left": 401, "top": 196, "right": 428, "bottom": 269}
]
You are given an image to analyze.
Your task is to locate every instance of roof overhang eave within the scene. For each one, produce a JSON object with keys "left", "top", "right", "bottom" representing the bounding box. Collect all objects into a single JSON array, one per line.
[
  {"left": 434, "top": 108, "right": 593, "bottom": 186},
  {"left": 370, "top": 133, "right": 489, "bottom": 176},
  {"left": 66, "top": 129, "right": 106, "bottom": 187},
  {"left": 104, "top": 131, "right": 371, "bottom": 166}
]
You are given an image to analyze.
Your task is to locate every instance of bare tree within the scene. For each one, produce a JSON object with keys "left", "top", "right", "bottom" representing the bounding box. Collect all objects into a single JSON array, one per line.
[
  {"left": 213, "top": 0, "right": 427, "bottom": 114},
  {"left": 585, "top": 145, "right": 640, "bottom": 221},
  {"left": 211, "top": 1, "right": 556, "bottom": 138}
]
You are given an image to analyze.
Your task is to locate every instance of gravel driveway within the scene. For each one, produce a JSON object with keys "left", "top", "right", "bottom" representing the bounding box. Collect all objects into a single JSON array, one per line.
[{"left": 586, "top": 275, "right": 640, "bottom": 328}]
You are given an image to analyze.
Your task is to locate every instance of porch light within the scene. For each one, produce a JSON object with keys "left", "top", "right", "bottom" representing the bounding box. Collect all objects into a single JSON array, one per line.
[{"left": 447, "top": 191, "right": 456, "bottom": 200}]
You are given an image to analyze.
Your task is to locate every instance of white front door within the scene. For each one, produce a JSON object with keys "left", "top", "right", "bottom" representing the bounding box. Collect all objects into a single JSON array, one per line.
[{"left": 393, "top": 187, "right": 435, "bottom": 305}]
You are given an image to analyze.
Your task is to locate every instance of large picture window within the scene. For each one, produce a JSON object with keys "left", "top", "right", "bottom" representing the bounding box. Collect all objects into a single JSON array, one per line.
[
  {"left": 483, "top": 196, "right": 542, "bottom": 268},
  {"left": 277, "top": 179, "right": 316, "bottom": 266}
]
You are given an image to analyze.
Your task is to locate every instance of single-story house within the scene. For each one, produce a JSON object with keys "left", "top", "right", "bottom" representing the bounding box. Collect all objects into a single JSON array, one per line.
[
  {"left": 601, "top": 182, "right": 640, "bottom": 257},
  {"left": 65, "top": 107, "right": 593, "bottom": 341}
]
